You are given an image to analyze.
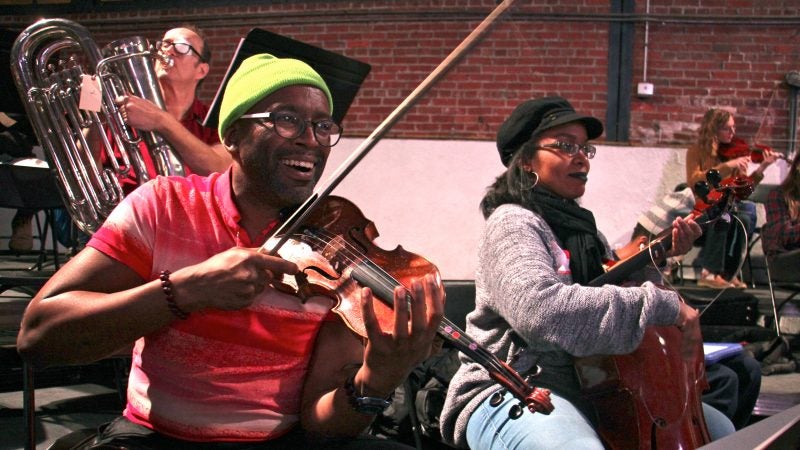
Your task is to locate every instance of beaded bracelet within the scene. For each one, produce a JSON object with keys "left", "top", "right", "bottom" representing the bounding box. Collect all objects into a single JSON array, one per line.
[{"left": 159, "top": 270, "right": 190, "bottom": 320}]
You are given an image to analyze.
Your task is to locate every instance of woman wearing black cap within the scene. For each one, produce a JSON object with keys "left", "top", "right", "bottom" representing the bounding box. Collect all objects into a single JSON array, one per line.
[{"left": 439, "top": 97, "right": 735, "bottom": 449}]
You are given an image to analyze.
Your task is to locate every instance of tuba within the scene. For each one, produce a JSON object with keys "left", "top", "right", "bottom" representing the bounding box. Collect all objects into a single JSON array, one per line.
[{"left": 10, "top": 18, "right": 185, "bottom": 234}]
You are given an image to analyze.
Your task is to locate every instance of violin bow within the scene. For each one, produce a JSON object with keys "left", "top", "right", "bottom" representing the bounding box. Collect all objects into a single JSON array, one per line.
[
  {"left": 261, "top": 0, "right": 517, "bottom": 255},
  {"left": 256, "top": 0, "right": 555, "bottom": 417}
]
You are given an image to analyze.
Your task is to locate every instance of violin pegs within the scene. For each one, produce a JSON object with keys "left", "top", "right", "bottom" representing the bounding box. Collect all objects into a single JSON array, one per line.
[
  {"left": 705, "top": 169, "right": 722, "bottom": 188},
  {"left": 509, "top": 403, "right": 524, "bottom": 419},
  {"left": 489, "top": 390, "right": 506, "bottom": 407},
  {"left": 694, "top": 180, "right": 711, "bottom": 204}
]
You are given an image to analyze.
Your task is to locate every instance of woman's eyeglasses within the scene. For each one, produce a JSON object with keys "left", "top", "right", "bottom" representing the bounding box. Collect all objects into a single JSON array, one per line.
[
  {"left": 240, "top": 111, "right": 343, "bottom": 147},
  {"left": 157, "top": 40, "right": 206, "bottom": 62},
  {"left": 539, "top": 141, "right": 596, "bottom": 159}
]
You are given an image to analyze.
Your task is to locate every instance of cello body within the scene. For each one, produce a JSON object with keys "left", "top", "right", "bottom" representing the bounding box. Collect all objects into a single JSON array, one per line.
[
  {"left": 572, "top": 171, "right": 753, "bottom": 449},
  {"left": 575, "top": 323, "right": 710, "bottom": 449}
]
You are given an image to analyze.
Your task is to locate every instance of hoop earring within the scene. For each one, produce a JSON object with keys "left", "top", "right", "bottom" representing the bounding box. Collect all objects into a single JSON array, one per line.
[{"left": 524, "top": 170, "right": 539, "bottom": 190}]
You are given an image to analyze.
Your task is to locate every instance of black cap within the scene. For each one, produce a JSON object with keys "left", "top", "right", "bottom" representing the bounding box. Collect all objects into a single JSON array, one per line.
[{"left": 496, "top": 96, "right": 603, "bottom": 166}]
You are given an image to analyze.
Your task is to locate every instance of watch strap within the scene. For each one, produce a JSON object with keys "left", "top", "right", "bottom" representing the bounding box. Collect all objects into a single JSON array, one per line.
[{"left": 344, "top": 373, "right": 393, "bottom": 415}]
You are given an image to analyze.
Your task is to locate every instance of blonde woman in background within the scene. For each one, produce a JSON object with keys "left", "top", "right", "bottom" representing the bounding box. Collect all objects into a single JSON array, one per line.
[{"left": 685, "top": 109, "right": 779, "bottom": 289}]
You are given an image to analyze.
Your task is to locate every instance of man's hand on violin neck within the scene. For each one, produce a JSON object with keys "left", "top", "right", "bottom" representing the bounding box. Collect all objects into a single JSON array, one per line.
[{"left": 359, "top": 274, "right": 444, "bottom": 393}]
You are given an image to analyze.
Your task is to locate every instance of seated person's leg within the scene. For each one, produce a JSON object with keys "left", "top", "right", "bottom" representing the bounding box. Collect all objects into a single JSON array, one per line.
[
  {"left": 723, "top": 353, "right": 762, "bottom": 429},
  {"left": 702, "top": 362, "right": 738, "bottom": 420},
  {"left": 9, "top": 209, "right": 35, "bottom": 252},
  {"left": 737, "top": 200, "right": 757, "bottom": 239},
  {"left": 466, "top": 391, "right": 603, "bottom": 450},
  {"left": 724, "top": 206, "right": 752, "bottom": 287},
  {"left": 697, "top": 221, "right": 734, "bottom": 288},
  {"left": 703, "top": 402, "right": 736, "bottom": 440}
]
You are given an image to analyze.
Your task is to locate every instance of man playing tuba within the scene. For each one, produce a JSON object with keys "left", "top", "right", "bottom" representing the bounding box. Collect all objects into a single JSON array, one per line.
[{"left": 104, "top": 25, "right": 230, "bottom": 194}]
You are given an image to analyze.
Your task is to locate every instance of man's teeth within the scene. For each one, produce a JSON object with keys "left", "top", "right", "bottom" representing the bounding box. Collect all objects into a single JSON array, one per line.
[{"left": 282, "top": 159, "right": 314, "bottom": 171}]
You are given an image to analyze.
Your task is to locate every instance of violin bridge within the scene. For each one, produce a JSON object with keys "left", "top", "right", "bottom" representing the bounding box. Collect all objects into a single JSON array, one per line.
[{"left": 320, "top": 235, "right": 348, "bottom": 271}]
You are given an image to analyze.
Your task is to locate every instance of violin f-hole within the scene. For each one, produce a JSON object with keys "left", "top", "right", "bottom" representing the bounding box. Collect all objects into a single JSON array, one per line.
[{"left": 294, "top": 269, "right": 340, "bottom": 304}]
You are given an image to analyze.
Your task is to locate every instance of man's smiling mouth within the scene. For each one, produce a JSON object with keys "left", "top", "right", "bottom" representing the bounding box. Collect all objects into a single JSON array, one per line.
[{"left": 281, "top": 158, "right": 315, "bottom": 174}]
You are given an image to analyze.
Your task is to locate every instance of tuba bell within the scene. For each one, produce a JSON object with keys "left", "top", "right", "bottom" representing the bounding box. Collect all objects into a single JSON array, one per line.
[{"left": 10, "top": 18, "right": 185, "bottom": 235}]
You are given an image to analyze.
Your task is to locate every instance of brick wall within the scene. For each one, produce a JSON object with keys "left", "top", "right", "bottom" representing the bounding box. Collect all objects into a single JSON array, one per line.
[{"left": 3, "top": 0, "right": 799, "bottom": 152}]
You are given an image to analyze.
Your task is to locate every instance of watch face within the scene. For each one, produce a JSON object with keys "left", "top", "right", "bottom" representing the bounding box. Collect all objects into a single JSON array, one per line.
[{"left": 355, "top": 396, "right": 392, "bottom": 415}]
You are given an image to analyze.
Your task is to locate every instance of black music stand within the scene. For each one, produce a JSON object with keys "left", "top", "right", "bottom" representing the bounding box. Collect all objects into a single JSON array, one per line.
[
  {"left": 203, "top": 28, "right": 371, "bottom": 128},
  {"left": 0, "top": 163, "right": 65, "bottom": 269}
]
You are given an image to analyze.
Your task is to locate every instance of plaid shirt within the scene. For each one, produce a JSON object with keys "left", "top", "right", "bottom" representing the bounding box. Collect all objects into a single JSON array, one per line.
[{"left": 762, "top": 187, "right": 800, "bottom": 256}]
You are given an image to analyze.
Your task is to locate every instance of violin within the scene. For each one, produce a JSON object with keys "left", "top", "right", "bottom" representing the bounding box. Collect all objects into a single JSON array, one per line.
[
  {"left": 574, "top": 173, "right": 753, "bottom": 449},
  {"left": 268, "top": 196, "right": 553, "bottom": 419},
  {"left": 718, "top": 136, "right": 786, "bottom": 164}
]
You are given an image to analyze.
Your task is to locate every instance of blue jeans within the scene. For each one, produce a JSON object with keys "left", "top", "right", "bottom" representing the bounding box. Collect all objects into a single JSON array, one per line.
[
  {"left": 466, "top": 390, "right": 734, "bottom": 449},
  {"left": 697, "top": 200, "right": 755, "bottom": 278},
  {"left": 703, "top": 353, "right": 762, "bottom": 429}
]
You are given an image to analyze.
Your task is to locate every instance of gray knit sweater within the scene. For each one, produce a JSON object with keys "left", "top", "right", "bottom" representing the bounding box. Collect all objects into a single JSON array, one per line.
[{"left": 439, "top": 204, "right": 682, "bottom": 448}]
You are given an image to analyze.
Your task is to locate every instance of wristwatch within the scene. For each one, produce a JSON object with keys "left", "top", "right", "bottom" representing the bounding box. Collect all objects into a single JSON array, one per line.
[{"left": 344, "top": 374, "right": 393, "bottom": 415}]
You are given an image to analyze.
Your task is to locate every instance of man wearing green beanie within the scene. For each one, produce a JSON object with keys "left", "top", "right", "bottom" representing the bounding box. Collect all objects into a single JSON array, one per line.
[
  {"left": 18, "top": 53, "right": 443, "bottom": 448},
  {"left": 217, "top": 53, "right": 334, "bottom": 140}
]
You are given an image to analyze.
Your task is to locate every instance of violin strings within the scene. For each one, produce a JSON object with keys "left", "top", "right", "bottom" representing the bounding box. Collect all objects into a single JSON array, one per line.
[
  {"left": 297, "top": 228, "right": 399, "bottom": 300},
  {"left": 294, "top": 228, "right": 528, "bottom": 388}
]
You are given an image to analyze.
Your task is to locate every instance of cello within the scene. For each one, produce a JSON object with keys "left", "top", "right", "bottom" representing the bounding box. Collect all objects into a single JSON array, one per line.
[{"left": 574, "top": 173, "right": 754, "bottom": 449}]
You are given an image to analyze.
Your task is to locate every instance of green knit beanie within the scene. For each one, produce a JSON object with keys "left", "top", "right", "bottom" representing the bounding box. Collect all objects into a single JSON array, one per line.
[{"left": 218, "top": 53, "right": 334, "bottom": 140}]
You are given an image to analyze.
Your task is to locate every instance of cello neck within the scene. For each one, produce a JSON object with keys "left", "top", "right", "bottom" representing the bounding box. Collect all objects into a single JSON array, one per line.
[{"left": 588, "top": 210, "right": 703, "bottom": 288}]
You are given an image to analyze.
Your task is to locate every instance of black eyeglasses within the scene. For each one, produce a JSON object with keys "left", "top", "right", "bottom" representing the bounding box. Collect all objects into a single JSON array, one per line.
[
  {"left": 539, "top": 141, "right": 596, "bottom": 159},
  {"left": 157, "top": 40, "right": 206, "bottom": 62},
  {"left": 240, "top": 111, "right": 343, "bottom": 147}
]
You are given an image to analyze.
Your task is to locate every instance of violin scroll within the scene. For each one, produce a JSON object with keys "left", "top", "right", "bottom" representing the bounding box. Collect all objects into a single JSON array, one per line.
[
  {"left": 486, "top": 359, "right": 554, "bottom": 418},
  {"left": 694, "top": 169, "right": 754, "bottom": 214}
]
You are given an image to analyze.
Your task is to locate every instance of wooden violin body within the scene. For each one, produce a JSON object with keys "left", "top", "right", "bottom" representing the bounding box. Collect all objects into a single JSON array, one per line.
[
  {"left": 268, "top": 195, "right": 554, "bottom": 417},
  {"left": 269, "top": 195, "right": 438, "bottom": 337},
  {"left": 718, "top": 136, "right": 782, "bottom": 164}
]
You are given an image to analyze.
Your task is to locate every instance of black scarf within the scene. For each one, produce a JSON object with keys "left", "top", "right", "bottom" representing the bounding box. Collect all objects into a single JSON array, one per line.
[{"left": 530, "top": 187, "right": 606, "bottom": 285}]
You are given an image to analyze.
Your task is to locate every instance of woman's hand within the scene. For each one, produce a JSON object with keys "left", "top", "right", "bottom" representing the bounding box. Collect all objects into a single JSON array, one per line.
[
  {"left": 724, "top": 155, "right": 750, "bottom": 177},
  {"left": 667, "top": 217, "right": 703, "bottom": 257},
  {"left": 675, "top": 302, "right": 702, "bottom": 361}
]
